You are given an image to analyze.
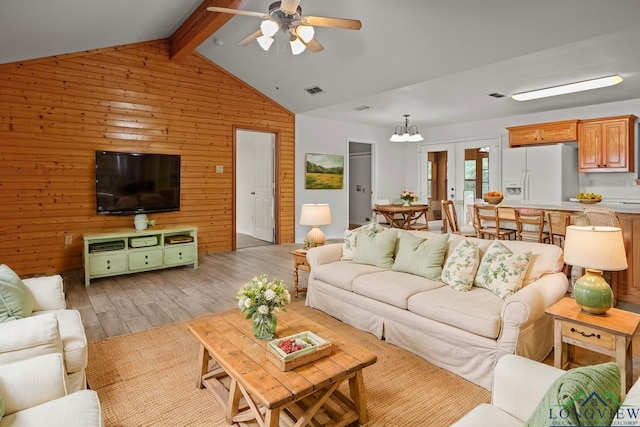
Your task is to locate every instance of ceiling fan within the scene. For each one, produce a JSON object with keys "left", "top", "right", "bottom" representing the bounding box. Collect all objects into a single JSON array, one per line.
[{"left": 207, "top": 0, "right": 362, "bottom": 55}]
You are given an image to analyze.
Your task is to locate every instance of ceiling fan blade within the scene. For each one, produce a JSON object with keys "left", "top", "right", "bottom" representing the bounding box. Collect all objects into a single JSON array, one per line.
[
  {"left": 304, "top": 37, "right": 324, "bottom": 53},
  {"left": 237, "top": 29, "right": 263, "bottom": 46},
  {"left": 280, "top": 0, "right": 301, "bottom": 15},
  {"left": 206, "top": 7, "right": 269, "bottom": 19},
  {"left": 301, "top": 16, "right": 362, "bottom": 30}
]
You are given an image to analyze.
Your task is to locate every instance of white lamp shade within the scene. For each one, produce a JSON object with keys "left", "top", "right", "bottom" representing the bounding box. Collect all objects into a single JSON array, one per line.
[
  {"left": 300, "top": 204, "right": 332, "bottom": 226},
  {"left": 296, "top": 25, "right": 314, "bottom": 43},
  {"left": 564, "top": 226, "right": 627, "bottom": 271},
  {"left": 290, "top": 37, "right": 306, "bottom": 55},
  {"left": 256, "top": 35, "right": 274, "bottom": 51},
  {"left": 260, "top": 20, "right": 279, "bottom": 37}
]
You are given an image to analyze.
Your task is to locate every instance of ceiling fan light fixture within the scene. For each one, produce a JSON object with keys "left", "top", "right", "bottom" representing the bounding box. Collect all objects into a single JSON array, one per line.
[
  {"left": 512, "top": 74, "right": 623, "bottom": 101},
  {"left": 390, "top": 115, "right": 423, "bottom": 142},
  {"left": 257, "top": 35, "right": 275, "bottom": 51},
  {"left": 296, "top": 25, "right": 315, "bottom": 43},
  {"left": 260, "top": 20, "right": 279, "bottom": 37},
  {"left": 290, "top": 36, "right": 306, "bottom": 55}
]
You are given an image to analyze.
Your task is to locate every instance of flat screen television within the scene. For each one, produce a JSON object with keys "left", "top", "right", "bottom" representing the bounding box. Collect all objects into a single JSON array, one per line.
[{"left": 95, "top": 151, "right": 181, "bottom": 215}]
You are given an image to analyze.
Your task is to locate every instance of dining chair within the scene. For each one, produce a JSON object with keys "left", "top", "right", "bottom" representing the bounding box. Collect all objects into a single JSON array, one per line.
[
  {"left": 442, "top": 200, "right": 476, "bottom": 236},
  {"left": 426, "top": 199, "right": 445, "bottom": 233},
  {"left": 473, "top": 204, "right": 516, "bottom": 240},
  {"left": 514, "top": 208, "right": 549, "bottom": 243}
]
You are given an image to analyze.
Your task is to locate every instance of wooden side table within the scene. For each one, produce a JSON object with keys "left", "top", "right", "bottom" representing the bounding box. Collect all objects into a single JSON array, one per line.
[
  {"left": 290, "top": 249, "right": 310, "bottom": 298},
  {"left": 546, "top": 297, "right": 640, "bottom": 396}
]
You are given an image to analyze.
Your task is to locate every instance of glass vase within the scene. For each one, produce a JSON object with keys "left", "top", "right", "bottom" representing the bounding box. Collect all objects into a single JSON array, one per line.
[
  {"left": 252, "top": 312, "right": 277, "bottom": 340},
  {"left": 402, "top": 200, "right": 411, "bottom": 207}
]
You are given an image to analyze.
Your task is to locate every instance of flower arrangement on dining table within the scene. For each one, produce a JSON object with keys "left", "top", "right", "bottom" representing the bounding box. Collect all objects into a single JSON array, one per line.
[
  {"left": 237, "top": 274, "right": 291, "bottom": 340},
  {"left": 400, "top": 190, "right": 419, "bottom": 206}
]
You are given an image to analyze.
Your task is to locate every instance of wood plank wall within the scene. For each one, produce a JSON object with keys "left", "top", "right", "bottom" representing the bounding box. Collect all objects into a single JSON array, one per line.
[{"left": 0, "top": 40, "right": 295, "bottom": 277}]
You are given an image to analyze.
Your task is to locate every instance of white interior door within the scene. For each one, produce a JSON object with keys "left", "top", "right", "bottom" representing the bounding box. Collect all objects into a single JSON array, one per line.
[{"left": 253, "top": 136, "right": 275, "bottom": 242}]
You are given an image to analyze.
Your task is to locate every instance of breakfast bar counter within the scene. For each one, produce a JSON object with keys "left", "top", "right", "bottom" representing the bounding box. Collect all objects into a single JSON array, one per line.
[
  {"left": 491, "top": 199, "right": 640, "bottom": 305},
  {"left": 497, "top": 200, "right": 640, "bottom": 215}
]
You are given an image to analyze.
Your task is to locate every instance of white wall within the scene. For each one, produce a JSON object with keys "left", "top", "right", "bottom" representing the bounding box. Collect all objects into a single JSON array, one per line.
[
  {"left": 295, "top": 98, "right": 640, "bottom": 242},
  {"left": 295, "top": 115, "right": 405, "bottom": 242}
]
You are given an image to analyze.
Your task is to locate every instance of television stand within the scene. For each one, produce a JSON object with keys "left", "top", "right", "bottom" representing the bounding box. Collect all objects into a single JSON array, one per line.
[{"left": 83, "top": 225, "right": 198, "bottom": 286}]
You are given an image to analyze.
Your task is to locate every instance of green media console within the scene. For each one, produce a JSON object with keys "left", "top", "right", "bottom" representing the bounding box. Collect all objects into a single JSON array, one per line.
[{"left": 83, "top": 225, "right": 198, "bottom": 286}]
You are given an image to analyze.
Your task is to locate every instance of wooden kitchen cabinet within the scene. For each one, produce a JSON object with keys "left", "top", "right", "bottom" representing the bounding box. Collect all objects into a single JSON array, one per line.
[
  {"left": 578, "top": 115, "right": 636, "bottom": 172},
  {"left": 507, "top": 119, "right": 578, "bottom": 147}
]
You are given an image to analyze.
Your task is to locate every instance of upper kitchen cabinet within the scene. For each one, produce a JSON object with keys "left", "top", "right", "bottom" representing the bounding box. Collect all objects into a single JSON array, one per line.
[
  {"left": 507, "top": 120, "right": 579, "bottom": 147},
  {"left": 578, "top": 115, "right": 637, "bottom": 173}
]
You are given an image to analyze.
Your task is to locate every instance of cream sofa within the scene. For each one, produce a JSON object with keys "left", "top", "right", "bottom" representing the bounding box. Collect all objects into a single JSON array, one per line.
[
  {"left": 0, "top": 274, "right": 88, "bottom": 392},
  {"left": 305, "top": 229, "right": 568, "bottom": 390},
  {"left": 0, "top": 353, "right": 102, "bottom": 426},
  {"left": 452, "top": 354, "right": 640, "bottom": 426}
]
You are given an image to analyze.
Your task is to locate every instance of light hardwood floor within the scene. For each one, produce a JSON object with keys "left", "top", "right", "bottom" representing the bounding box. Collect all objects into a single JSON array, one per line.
[{"left": 64, "top": 243, "right": 305, "bottom": 342}]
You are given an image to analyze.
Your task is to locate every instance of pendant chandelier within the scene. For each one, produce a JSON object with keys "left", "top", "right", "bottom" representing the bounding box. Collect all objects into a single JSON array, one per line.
[{"left": 390, "top": 114, "right": 424, "bottom": 142}]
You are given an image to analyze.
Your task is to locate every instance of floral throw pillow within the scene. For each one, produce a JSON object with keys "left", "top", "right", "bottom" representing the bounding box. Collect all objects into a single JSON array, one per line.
[
  {"left": 474, "top": 240, "right": 532, "bottom": 300},
  {"left": 441, "top": 240, "right": 480, "bottom": 291},
  {"left": 341, "top": 222, "right": 383, "bottom": 261}
]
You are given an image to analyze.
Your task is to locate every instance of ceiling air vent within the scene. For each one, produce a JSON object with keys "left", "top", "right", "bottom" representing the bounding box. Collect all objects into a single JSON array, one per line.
[
  {"left": 304, "top": 86, "right": 324, "bottom": 95},
  {"left": 488, "top": 92, "right": 506, "bottom": 98},
  {"left": 352, "top": 105, "right": 371, "bottom": 111}
]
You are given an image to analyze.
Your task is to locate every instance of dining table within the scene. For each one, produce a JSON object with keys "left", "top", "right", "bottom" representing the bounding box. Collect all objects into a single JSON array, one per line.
[{"left": 372, "top": 204, "right": 430, "bottom": 230}]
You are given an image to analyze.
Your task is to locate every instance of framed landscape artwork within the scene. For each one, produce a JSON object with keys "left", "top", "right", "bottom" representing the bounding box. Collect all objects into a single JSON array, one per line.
[{"left": 305, "top": 153, "right": 344, "bottom": 189}]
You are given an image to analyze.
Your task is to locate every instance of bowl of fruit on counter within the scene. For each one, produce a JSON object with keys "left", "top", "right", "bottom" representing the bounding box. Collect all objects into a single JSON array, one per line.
[
  {"left": 483, "top": 191, "right": 504, "bottom": 205},
  {"left": 576, "top": 192, "right": 602, "bottom": 204}
]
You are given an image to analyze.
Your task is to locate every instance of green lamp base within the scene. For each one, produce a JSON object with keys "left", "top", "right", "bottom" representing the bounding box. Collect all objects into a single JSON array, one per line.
[{"left": 573, "top": 269, "right": 613, "bottom": 315}]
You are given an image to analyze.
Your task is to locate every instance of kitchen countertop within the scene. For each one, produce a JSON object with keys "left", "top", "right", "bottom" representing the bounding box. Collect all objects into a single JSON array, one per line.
[{"left": 498, "top": 199, "right": 640, "bottom": 215}]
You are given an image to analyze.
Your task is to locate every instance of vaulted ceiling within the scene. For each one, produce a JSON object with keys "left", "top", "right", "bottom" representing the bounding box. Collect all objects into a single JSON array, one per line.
[{"left": 2, "top": 0, "right": 640, "bottom": 130}]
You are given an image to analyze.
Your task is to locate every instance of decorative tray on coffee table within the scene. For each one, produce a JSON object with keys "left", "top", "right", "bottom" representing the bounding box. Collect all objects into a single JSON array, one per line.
[{"left": 266, "top": 331, "right": 332, "bottom": 371}]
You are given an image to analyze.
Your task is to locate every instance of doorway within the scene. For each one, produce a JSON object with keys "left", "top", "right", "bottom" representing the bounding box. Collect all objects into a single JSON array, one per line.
[
  {"left": 348, "top": 142, "right": 373, "bottom": 228},
  {"left": 420, "top": 138, "right": 499, "bottom": 226},
  {"left": 236, "top": 130, "right": 276, "bottom": 249}
]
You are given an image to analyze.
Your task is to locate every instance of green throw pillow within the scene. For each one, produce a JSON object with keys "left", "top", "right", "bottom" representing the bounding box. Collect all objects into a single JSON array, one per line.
[
  {"left": 0, "top": 264, "right": 35, "bottom": 323},
  {"left": 341, "top": 222, "right": 384, "bottom": 261},
  {"left": 441, "top": 239, "right": 480, "bottom": 291},
  {"left": 0, "top": 394, "right": 4, "bottom": 420},
  {"left": 352, "top": 228, "right": 397, "bottom": 269},
  {"left": 473, "top": 241, "right": 531, "bottom": 300},
  {"left": 391, "top": 232, "right": 449, "bottom": 280},
  {"left": 525, "top": 362, "right": 621, "bottom": 427}
]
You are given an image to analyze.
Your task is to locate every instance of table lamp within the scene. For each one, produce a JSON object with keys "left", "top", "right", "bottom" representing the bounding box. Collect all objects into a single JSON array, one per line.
[
  {"left": 300, "top": 204, "right": 332, "bottom": 245},
  {"left": 563, "top": 225, "right": 627, "bottom": 315}
]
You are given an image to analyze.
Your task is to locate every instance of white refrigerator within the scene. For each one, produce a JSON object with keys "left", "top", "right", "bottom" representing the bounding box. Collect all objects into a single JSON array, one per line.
[{"left": 501, "top": 144, "right": 579, "bottom": 204}]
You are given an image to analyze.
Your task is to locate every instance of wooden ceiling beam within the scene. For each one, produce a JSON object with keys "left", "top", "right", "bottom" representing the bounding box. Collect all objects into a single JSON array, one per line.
[{"left": 169, "top": 0, "right": 251, "bottom": 61}]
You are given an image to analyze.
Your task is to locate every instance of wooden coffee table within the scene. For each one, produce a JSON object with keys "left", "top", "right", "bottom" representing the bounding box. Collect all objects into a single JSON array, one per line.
[{"left": 188, "top": 309, "right": 377, "bottom": 426}]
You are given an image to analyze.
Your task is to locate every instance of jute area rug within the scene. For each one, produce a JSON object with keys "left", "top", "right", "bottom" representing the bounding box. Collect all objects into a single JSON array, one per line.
[{"left": 86, "top": 301, "right": 490, "bottom": 426}]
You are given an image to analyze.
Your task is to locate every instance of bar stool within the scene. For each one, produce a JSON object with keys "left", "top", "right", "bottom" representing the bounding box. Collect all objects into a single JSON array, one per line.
[
  {"left": 473, "top": 204, "right": 516, "bottom": 240},
  {"left": 584, "top": 207, "right": 621, "bottom": 227},
  {"left": 547, "top": 211, "right": 571, "bottom": 247},
  {"left": 514, "top": 208, "right": 549, "bottom": 243},
  {"left": 442, "top": 200, "right": 476, "bottom": 236}
]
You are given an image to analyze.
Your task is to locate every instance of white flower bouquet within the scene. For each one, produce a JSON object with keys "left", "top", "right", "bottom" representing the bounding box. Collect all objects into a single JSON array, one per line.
[{"left": 237, "top": 274, "right": 291, "bottom": 319}]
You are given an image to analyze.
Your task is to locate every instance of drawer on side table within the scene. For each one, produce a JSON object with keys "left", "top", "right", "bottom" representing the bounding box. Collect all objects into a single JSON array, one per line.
[
  {"left": 129, "top": 249, "right": 163, "bottom": 271},
  {"left": 89, "top": 253, "right": 127, "bottom": 275},
  {"left": 562, "top": 320, "right": 615, "bottom": 351}
]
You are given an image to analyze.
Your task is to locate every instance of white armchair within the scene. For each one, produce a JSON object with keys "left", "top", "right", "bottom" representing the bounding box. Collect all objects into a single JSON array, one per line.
[
  {"left": 452, "top": 354, "right": 640, "bottom": 426},
  {"left": 0, "top": 353, "right": 102, "bottom": 426},
  {"left": 0, "top": 274, "right": 88, "bottom": 392}
]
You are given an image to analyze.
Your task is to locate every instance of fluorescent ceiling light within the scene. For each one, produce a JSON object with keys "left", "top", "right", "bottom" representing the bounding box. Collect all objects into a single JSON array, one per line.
[{"left": 512, "top": 75, "right": 623, "bottom": 101}]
